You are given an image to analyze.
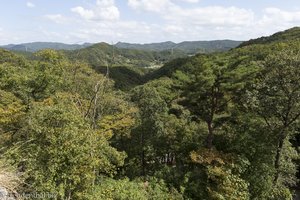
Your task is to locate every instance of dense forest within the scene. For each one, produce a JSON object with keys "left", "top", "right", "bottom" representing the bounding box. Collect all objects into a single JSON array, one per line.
[{"left": 1, "top": 27, "right": 300, "bottom": 200}]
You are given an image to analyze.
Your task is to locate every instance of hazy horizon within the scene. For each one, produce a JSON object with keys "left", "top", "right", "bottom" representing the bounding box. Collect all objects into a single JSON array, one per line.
[{"left": 1, "top": 38, "right": 247, "bottom": 46}]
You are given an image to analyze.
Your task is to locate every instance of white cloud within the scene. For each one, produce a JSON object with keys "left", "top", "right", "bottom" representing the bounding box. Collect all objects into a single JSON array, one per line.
[
  {"left": 36, "top": 2, "right": 300, "bottom": 44},
  {"left": 71, "top": 7, "right": 95, "bottom": 20},
  {"left": 26, "top": 2, "right": 35, "bottom": 8},
  {"left": 96, "top": 0, "right": 115, "bottom": 7},
  {"left": 163, "top": 25, "right": 184, "bottom": 35},
  {"left": 128, "top": 0, "right": 174, "bottom": 13},
  {"left": 247, "top": 8, "right": 300, "bottom": 38},
  {"left": 67, "top": 2, "right": 300, "bottom": 43},
  {"left": 165, "top": 6, "right": 255, "bottom": 27},
  {"left": 70, "top": 19, "right": 162, "bottom": 43},
  {"left": 127, "top": 0, "right": 200, "bottom": 13},
  {"left": 179, "top": 0, "right": 199, "bottom": 3},
  {"left": 263, "top": 7, "right": 300, "bottom": 22},
  {"left": 149, "top": 1, "right": 299, "bottom": 41},
  {"left": 71, "top": 0, "right": 120, "bottom": 21},
  {"left": 127, "top": 1, "right": 254, "bottom": 27}
]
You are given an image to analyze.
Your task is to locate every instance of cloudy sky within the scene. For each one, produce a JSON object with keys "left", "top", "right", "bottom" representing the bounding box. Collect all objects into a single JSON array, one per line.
[{"left": 0, "top": 0, "right": 300, "bottom": 45}]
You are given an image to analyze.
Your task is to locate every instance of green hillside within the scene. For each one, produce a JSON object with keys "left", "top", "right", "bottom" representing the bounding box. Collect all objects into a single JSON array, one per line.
[{"left": 65, "top": 42, "right": 187, "bottom": 68}]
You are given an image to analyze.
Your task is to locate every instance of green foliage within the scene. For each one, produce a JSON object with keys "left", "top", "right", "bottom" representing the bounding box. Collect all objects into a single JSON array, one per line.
[
  {"left": 11, "top": 94, "right": 125, "bottom": 199},
  {"left": 245, "top": 48, "right": 300, "bottom": 191},
  {"left": 191, "top": 149, "right": 250, "bottom": 200},
  {"left": 90, "top": 178, "right": 182, "bottom": 200},
  {"left": 124, "top": 84, "right": 169, "bottom": 176},
  {"left": 95, "top": 65, "right": 146, "bottom": 90},
  {"left": 91, "top": 178, "right": 148, "bottom": 200},
  {"left": 0, "top": 48, "right": 27, "bottom": 66},
  {"left": 145, "top": 57, "right": 189, "bottom": 80},
  {"left": 0, "top": 90, "right": 25, "bottom": 147},
  {"left": 0, "top": 90, "right": 24, "bottom": 128},
  {"left": 0, "top": 63, "right": 31, "bottom": 101}
]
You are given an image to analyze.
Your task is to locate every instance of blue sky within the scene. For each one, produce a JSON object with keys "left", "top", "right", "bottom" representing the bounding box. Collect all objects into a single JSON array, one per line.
[{"left": 0, "top": 0, "right": 300, "bottom": 45}]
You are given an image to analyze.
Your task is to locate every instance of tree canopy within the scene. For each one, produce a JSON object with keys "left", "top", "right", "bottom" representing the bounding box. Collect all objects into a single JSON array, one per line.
[{"left": 1, "top": 28, "right": 300, "bottom": 200}]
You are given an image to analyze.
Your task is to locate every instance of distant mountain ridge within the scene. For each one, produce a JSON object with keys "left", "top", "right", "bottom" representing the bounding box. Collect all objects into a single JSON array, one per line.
[
  {"left": 115, "top": 40, "right": 243, "bottom": 54},
  {"left": 1, "top": 42, "right": 93, "bottom": 52},
  {"left": 1, "top": 40, "right": 243, "bottom": 54}
]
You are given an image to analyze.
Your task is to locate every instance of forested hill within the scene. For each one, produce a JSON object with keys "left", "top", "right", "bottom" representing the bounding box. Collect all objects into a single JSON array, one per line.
[
  {"left": 116, "top": 40, "right": 242, "bottom": 54},
  {"left": 64, "top": 42, "right": 186, "bottom": 68},
  {"left": 238, "top": 26, "right": 300, "bottom": 47},
  {"left": 1, "top": 27, "right": 300, "bottom": 200}
]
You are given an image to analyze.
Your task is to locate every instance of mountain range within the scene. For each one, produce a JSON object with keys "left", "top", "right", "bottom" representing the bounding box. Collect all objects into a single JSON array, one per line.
[
  {"left": 115, "top": 40, "right": 243, "bottom": 54},
  {"left": 1, "top": 42, "right": 93, "bottom": 52},
  {"left": 1, "top": 40, "right": 243, "bottom": 54},
  {"left": 3, "top": 27, "right": 300, "bottom": 54}
]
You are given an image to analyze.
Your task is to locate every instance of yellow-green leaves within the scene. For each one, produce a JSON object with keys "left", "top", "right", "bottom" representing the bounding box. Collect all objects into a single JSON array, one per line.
[{"left": 0, "top": 90, "right": 24, "bottom": 126}]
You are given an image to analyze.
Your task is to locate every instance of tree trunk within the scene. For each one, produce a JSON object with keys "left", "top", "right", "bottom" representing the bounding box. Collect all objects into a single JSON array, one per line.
[
  {"left": 141, "top": 131, "right": 145, "bottom": 177},
  {"left": 206, "top": 121, "right": 214, "bottom": 149},
  {"left": 274, "top": 134, "right": 285, "bottom": 184}
]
